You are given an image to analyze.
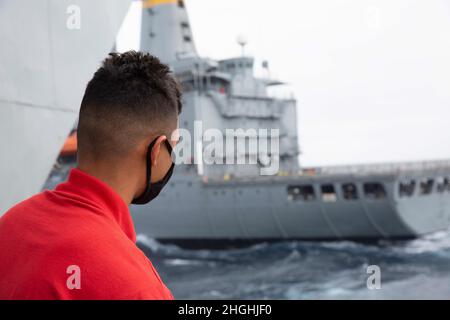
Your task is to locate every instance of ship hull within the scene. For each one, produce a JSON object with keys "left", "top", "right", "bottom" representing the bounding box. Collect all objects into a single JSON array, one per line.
[
  {"left": 130, "top": 168, "right": 450, "bottom": 247},
  {"left": 0, "top": 0, "right": 131, "bottom": 214}
]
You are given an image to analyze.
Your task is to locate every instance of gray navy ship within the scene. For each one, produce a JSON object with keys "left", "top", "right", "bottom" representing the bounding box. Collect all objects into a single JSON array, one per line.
[
  {"left": 130, "top": 0, "right": 450, "bottom": 247},
  {"left": 2, "top": 0, "right": 450, "bottom": 248},
  {"left": 0, "top": 0, "right": 132, "bottom": 214}
]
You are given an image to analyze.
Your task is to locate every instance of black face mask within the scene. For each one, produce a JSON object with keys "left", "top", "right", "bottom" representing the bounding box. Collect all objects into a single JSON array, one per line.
[{"left": 132, "top": 137, "right": 175, "bottom": 205}]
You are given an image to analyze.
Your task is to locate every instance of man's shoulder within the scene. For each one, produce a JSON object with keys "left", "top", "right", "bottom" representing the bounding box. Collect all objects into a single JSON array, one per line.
[
  {"left": 3, "top": 191, "right": 47, "bottom": 211},
  {"left": 50, "top": 235, "right": 172, "bottom": 299},
  {"left": 0, "top": 192, "right": 49, "bottom": 227},
  {"left": 0, "top": 192, "right": 173, "bottom": 299}
]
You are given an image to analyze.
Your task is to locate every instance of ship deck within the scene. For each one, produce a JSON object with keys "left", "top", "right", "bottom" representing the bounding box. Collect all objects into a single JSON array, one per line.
[{"left": 204, "top": 159, "right": 450, "bottom": 185}]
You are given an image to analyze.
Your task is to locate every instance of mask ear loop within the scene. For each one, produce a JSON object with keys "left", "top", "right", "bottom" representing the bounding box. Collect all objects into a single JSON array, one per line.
[
  {"left": 162, "top": 138, "right": 176, "bottom": 178},
  {"left": 164, "top": 139, "right": 175, "bottom": 161},
  {"left": 132, "top": 137, "right": 159, "bottom": 204}
]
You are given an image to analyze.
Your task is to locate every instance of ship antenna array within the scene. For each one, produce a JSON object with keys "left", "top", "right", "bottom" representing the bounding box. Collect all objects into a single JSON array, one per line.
[{"left": 237, "top": 35, "right": 248, "bottom": 57}]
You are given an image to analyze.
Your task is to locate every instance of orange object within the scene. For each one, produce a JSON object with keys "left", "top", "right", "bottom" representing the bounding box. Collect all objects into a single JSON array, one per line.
[{"left": 60, "top": 131, "right": 78, "bottom": 156}]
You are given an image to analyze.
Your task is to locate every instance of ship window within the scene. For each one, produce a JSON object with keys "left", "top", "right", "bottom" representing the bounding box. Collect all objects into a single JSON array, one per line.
[
  {"left": 181, "top": 22, "right": 189, "bottom": 28},
  {"left": 321, "top": 184, "right": 336, "bottom": 202},
  {"left": 444, "top": 177, "right": 450, "bottom": 191},
  {"left": 183, "top": 35, "right": 191, "bottom": 42},
  {"left": 419, "top": 178, "right": 434, "bottom": 195},
  {"left": 437, "top": 177, "right": 446, "bottom": 193},
  {"left": 363, "top": 183, "right": 387, "bottom": 199},
  {"left": 287, "top": 185, "right": 315, "bottom": 201},
  {"left": 342, "top": 183, "right": 358, "bottom": 200},
  {"left": 178, "top": 0, "right": 185, "bottom": 8},
  {"left": 399, "top": 180, "right": 415, "bottom": 197}
]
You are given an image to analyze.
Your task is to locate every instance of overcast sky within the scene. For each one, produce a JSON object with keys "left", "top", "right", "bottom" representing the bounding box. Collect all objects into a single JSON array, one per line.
[{"left": 117, "top": 0, "right": 450, "bottom": 167}]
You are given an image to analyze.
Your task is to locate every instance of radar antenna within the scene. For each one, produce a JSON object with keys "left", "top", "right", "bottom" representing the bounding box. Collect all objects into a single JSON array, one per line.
[{"left": 236, "top": 35, "right": 248, "bottom": 57}]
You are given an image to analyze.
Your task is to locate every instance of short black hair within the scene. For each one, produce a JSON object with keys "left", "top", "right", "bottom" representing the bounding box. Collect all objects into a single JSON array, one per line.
[{"left": 77, "top": 51, "right": 182, "bottom": 161}]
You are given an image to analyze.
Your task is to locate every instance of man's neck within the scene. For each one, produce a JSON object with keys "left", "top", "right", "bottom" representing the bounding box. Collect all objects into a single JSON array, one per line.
[{"left": 76, "top": 163, "right": 135, "bottom": 206}]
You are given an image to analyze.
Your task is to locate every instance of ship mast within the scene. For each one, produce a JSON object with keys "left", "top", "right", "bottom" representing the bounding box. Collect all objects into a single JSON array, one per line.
[{"left": 140, "top": 0, "right": 198, "bottom": 63}]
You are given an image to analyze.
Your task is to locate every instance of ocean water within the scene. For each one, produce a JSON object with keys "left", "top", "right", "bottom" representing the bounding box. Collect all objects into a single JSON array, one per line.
[{"left": 137, "top": 231, "right": 450, "bottom": 299}]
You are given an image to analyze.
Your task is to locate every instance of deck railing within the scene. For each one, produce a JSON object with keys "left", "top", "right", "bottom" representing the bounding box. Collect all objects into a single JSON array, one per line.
[
  {"left": 203, "top": 159, "right": 450, "bottom": 184},
  {"left": 307, "top": 159, "right": 450, "bottom": 176}
]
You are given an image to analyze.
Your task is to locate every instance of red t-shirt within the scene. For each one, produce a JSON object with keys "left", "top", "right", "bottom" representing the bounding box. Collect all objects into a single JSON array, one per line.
[{"left": 0, "top": 168, "right": 173, "bottom": 300}]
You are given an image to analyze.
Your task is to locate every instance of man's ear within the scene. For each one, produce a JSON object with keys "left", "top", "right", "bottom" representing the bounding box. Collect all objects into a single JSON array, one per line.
[{"left": 150, "top": 135, "right": 167, "bottom": 167}]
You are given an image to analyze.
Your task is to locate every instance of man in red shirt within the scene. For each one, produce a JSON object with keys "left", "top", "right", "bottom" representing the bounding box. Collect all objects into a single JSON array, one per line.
[{"left": 0, "top": 51, "right": 181, "bottom": 299}]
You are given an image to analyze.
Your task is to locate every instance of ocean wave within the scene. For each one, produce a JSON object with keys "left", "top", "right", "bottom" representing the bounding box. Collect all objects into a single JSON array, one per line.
[{"left": 398, "top": 229, "right": 450, "bottom": 254}]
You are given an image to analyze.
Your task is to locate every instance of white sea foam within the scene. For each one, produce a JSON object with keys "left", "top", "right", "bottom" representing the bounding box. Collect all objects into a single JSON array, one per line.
[
  {"left": 164, "top": 258, "right": 203, "bottom": 266},
  {"left": 401, "top": 229, "right": 450, "bottom": 254},
  {"left": 136, "top": 234, "right": 182, "bottom": 255}
]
